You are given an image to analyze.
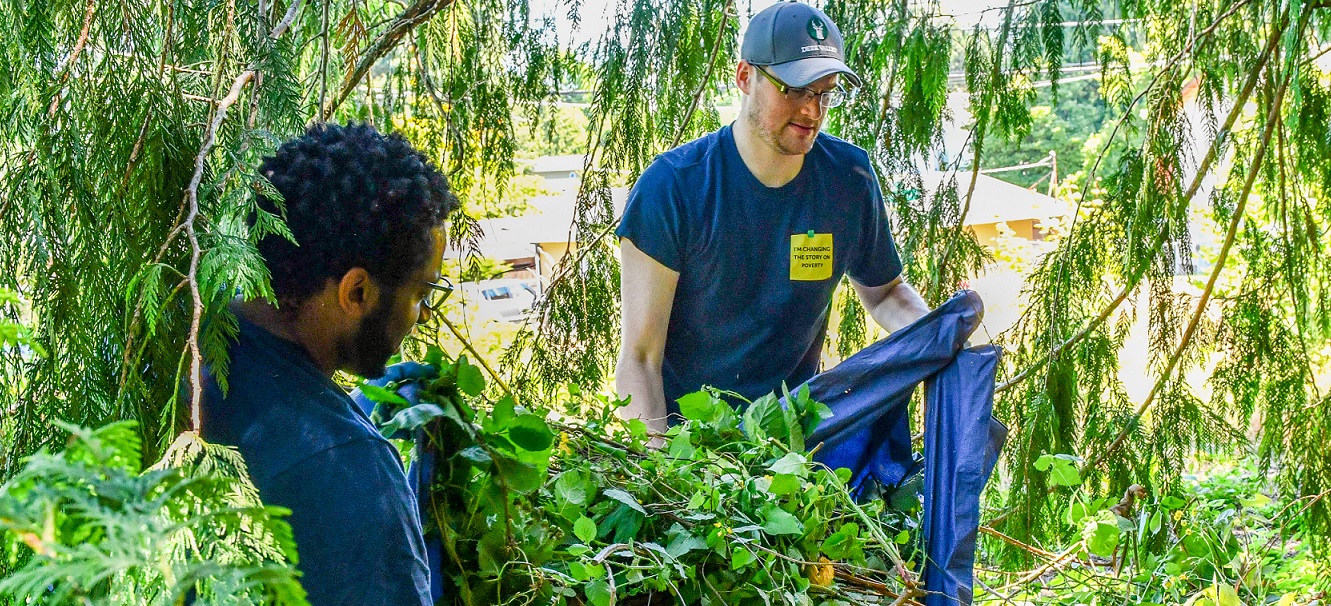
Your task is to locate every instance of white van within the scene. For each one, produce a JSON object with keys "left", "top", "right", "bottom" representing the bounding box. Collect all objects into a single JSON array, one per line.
[{"left": 457, "top": 279, "right": 539, "bottom": 323}]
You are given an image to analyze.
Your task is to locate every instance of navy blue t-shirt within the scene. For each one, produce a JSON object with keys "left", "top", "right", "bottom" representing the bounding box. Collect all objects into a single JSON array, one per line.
[
  {"left": 201, "top": 314, "right": 431, "bottom": 606},
  {"left": 617, "top": 124, "right": 902, "bottom": 416}
]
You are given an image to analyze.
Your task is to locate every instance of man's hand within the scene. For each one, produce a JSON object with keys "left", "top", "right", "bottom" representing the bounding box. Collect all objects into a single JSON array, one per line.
[
  {"left": 351, "top": 362, "right": 438, "bottom": 438},
  {"left": 615, "top": 238, "right": 679, "bottom": 434},
  {"left": 852, "top": 276, "right": 931, "bottom": 334}
]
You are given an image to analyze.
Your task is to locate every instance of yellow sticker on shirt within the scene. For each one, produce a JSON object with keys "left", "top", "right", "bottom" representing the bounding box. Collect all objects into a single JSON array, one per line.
[{"left": 790, "top": 233, "right": 834, "bottom": 281}]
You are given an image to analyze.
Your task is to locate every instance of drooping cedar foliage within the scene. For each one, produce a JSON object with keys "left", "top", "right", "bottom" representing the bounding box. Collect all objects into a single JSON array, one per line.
[{"left": 0, "top": 0, "right": 1327, "bottom": 590}]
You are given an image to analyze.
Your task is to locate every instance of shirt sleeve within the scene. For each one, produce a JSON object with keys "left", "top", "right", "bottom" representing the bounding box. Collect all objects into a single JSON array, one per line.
[
  {"left": 616, "top": 159, "right": 687, "bottom": 272},
  {"left": 847, "top": 166, "right": 904, "bottom": 288},
  {"left": 263, "top": 439, "right": 432, "bottom": 606}
]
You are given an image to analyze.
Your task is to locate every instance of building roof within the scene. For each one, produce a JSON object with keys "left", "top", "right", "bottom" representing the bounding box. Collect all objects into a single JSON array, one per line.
[
  {"left": 520, "top": 154, "right": 588, "bottom": 175},
  {"left": 446, "top": 188, "right": 629, "bottom": 260},
  {"left": 915, "top": 170, "right": 1070, "bottom": 226}
]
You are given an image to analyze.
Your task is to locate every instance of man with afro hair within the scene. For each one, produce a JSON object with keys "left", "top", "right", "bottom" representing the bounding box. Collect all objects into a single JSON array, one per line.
[{"left": 202, "top": 123, "right": 458, "bottom": 606}]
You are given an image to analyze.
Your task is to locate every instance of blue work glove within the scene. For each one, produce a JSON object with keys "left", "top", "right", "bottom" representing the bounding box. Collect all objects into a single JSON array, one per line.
[{"left": 350, "top": 361, "right": 438, "bottom": 426}]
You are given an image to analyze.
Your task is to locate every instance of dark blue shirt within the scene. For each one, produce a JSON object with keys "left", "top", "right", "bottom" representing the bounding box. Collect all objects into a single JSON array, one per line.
[
  {"left": 201, "top": 314, "right": 431, "bottom": 606},
  {"left": 617, "top": 125, "right": 902, "bottom": 415}
]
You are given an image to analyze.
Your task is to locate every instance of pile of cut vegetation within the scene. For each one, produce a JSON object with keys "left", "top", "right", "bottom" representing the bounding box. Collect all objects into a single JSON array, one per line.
[{"left": 364, "top": 349, "right": 924, "bottom": 606}]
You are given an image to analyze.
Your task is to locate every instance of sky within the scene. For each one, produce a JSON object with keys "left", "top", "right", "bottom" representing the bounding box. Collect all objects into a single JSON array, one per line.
[{"left": 530, "top": 0, "right": 1011, "bottom": 50}]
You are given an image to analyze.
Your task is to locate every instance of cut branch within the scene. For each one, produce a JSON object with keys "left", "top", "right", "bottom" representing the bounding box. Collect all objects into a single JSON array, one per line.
[{"left": 320, "top": 0, "right": 456, "bottom": 120}]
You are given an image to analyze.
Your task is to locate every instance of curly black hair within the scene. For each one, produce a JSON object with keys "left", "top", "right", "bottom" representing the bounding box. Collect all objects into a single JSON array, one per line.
[{"left": 252, "top": 122, "right": 459, "bottom": 310}]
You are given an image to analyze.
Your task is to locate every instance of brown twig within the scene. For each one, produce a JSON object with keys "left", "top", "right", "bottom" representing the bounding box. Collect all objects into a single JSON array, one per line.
[
  {"left": 47, "top": 0, "right": 98, "bottom": 118},
  {"left": 833, "top": 569, "right": 920, "bottom": 606},
  {"left": 979, "top": 525, "right": 1058, "bottom": 560},
  {"left": 175, "top": 0, "right": 307, "bottom": 432},
  {"left": 438, "top": 314, "right": 515, "bottom": 401},
  {"left": 320, "top": 0, "right": 456, "bottom": 120}
]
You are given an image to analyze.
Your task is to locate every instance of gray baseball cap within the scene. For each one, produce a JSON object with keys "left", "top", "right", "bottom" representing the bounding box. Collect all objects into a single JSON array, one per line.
[{"left": 741, "top": 2, "right": 862, "bottom": 89}]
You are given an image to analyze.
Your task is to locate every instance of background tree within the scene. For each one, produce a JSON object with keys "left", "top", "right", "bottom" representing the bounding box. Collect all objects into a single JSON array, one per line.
[{"left": 0, "top": 0, "right": 1329, "bottom": 600}]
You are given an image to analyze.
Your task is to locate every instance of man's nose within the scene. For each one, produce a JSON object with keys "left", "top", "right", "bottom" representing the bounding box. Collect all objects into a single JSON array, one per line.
[
  {"left": 799, "top": 96, "right": 825, "bottom": 121},
  {"left": 417, "top": 305, "right": 433, "bottom": 325}
]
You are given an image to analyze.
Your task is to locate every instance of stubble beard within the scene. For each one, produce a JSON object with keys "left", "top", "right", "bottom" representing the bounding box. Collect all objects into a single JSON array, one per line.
[
  {"left": 341, "top": 299, "right": 399, "bottom": 379},
  {"left": 744, "top": 97, "right": 818, "bottom": 156}
]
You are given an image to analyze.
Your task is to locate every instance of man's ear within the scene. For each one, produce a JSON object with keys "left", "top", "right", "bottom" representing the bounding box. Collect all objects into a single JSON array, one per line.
[
  {"left": 736, "top": 60, "right": 753, "bottom": 95},
  {"left": 336, "top": 267, "right": 380, "bottom": 320}
]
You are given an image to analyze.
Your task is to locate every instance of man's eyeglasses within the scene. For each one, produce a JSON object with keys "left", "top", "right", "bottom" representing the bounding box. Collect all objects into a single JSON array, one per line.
[
  {"left": 422, "top": 277, "right": 454, "bottom": 313},
  {"left": 754, "top": 65, "right": 849, "bottom": 110}
]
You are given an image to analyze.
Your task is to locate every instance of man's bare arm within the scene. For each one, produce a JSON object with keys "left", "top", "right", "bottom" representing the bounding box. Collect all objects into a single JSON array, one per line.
[
  {"left": 851, "top": 276, "right": 931, "bottom": 333},
  {"left": 615, "top": 238, "right": 679, "bottom": 434}
]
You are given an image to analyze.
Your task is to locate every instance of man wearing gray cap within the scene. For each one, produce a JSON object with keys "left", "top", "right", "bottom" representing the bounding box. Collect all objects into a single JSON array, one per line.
[{"left": 615, "top": 1, "right": 930, "bottom": 431}]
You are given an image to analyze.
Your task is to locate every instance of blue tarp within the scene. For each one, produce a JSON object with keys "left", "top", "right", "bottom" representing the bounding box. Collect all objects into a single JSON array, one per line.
[{"left": 790, "top": 290, "right": 1007, "bottom": 606}]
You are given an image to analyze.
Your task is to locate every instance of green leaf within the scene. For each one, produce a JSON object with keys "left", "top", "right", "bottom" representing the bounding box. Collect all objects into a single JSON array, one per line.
[
  {"left": 458, "top": 446, "right": 492, "bottom": 466},
  {"left": 731, "top": 547, "right": 756, "bottom": 569},
  {"left": 668, "top": 427, "right": 695, "bottom": 458},
  {"left": 357, "top": 383, "right": 408, "bottom": 406},
  {"left": 599, "top": 503, "right": 645, "bottom": 543},
  {"left": 555, "top": 471, "right": 591, "bottom": 507},
  {"left": 602, "top": 488, "right": 648, "bottom": 515},
  {"left": 584, "top": 579, "right": 611, "bottom": 606},
  {"left": 508, "top": 413, "right": 555, "bottom": 451},
  {"left": 574, "top": 516, "right": 597, "bottom": 543},
  {"left": 456, "top": 356, "right": 486, "bottom": 396},
  {"left": 1239, "top": 493, "right": 1271, "bottom": 508},
  {"left": 1162, "top": 496, "right": 1187, "bottom": 510},
  {"left": 627, "top": 418, "right": 648, "bottom": 441},
  {"left": 380, "top": 404, "right": 444, "bottom": 437},
  {"left": 768, "top": 473, "right": 800, "bottom": 496},
  {"left": 1034, "top": 453, "right": 1081, "bottom": 487},
  {"left": 677, "top": 391, "right": 719, "bottom": 421},
  {"left": 666, "top": 532, "right": 707, "bottom": 558},
  {"left": 1065, "top": 499, "right": 1090, "bottom": 527},
  {"left": 493, "top": 456, "right": 543, "bottom": 494},
  {"left": 491, "top": 396, "right": 516, "bottom": 429},
  {"left": 1183, "top": 583, "right": 1242, "bottom": 606},
  {"left": 821, "top": 522, "right": 860, "bottom": 559},
  {"left": 1084, "top": 518, "right": 1120, "bottom": 557},
  {"left": 769, "top": 452, "right": 808, "bottom": 477},
  {"left": 759, "top": 504, "right": 804, "bottom": 536}
]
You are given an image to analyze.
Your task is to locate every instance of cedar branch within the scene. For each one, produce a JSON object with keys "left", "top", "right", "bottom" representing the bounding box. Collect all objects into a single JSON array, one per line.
[
  {"left": 994, "top": 15, "right": 1282, "bottom": 394},
  {"left": 319, "top": 0, "right": 456, "bottom": 120},
  {"left": 670, "top": 2, "right": 735, "bottom": 149},
  {"left": 175, "top": 0, "right": 306, "bottom": 431},
  {"left": 1080, "top": 55, "right": 1291, "bottom": 477}
]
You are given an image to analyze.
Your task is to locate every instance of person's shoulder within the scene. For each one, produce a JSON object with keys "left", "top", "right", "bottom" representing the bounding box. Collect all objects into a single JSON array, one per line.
[
  {"left": 812, "top": 132, "right": 871, "bottom": 166},
  {"left": 641, "top": 128, "right": 727, "bottom": 181},
  {"left": 812, "top": 132, "right": 879, "bottom": 188}
]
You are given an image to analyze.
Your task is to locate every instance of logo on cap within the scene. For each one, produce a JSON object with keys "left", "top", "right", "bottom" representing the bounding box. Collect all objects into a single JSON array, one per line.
[{"left": 807, "top": 18, "right": 827, "bottom": 41}]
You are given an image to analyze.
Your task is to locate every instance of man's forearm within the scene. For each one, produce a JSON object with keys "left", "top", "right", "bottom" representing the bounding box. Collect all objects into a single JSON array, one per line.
[
  {"left": 868, "top": 281, "right": 930, "bottom": 333},
  {"left": 615, "top": 357, "right": 671, "bottom": 434}
]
